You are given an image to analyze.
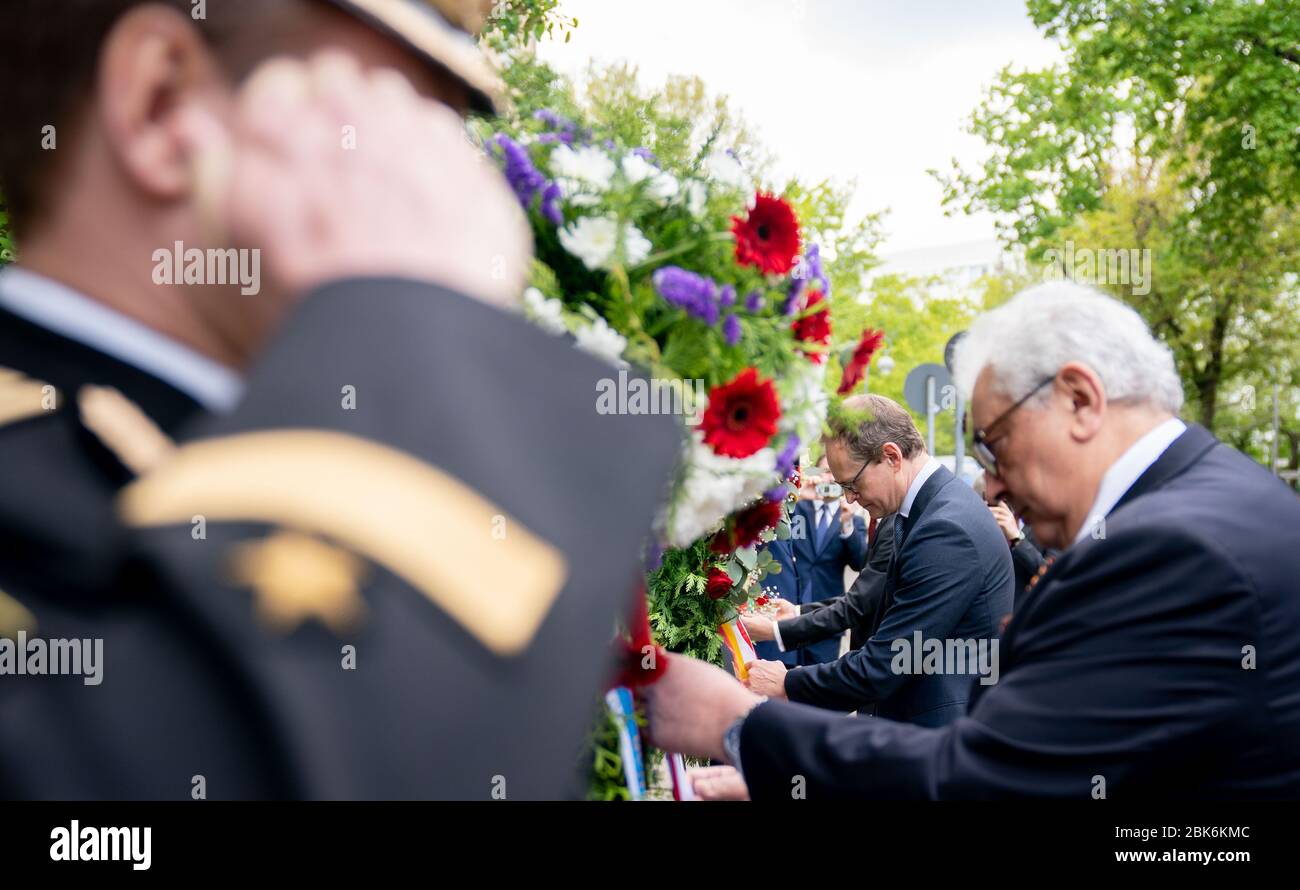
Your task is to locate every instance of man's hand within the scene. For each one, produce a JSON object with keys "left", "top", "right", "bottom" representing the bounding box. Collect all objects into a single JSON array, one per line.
[
  {"left": 690, "top": 765, "right": 750, "bottom": 801},
  {"left": 744, "top": 659, "right": 789, "bottom": 699},
  {"left": 740, "top": 612, "right": 775, "bottom": 642},
  {"left": 990, "top": 502, "right": 1021, "bottom": 543},
  {"left": 840, "top": 500, "right": 856, "bottom": 534},
  {"left": 642, "top": 653, "right": 762, "bottom": 762},
  {"left": 177, "top": 52, "right": 531, "bottom": 308},
  {"left": 772, "top": 598, "right": 797, "bottom": 620}
]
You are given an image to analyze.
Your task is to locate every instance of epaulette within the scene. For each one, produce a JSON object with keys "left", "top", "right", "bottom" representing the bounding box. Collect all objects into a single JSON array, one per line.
[{"left": 0, "top": 367, "right": 60, "bottom": 428}]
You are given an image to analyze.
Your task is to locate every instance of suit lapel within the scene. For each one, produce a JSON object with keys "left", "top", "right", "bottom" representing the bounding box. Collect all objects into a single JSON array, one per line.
[
  {"left": 873, "top": 466, "right": 952, "bottom": 625},
  {"left": 1110, "top": 424, "right": 1218, "bottom": 514}
]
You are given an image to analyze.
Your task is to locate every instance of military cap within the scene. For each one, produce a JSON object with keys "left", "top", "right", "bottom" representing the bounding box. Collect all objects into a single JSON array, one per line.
[{"left": 322, "top": 0, "right": 504, "bottom": 114}]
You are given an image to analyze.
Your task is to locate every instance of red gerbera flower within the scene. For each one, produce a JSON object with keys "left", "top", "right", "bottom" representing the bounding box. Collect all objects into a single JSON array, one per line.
[
  {"left": 792, "top": 289, "right": 832, "bottom": 362},
  {"left": 837, "top": 328, "right": 885, "bottom": 394},
  {"left": 731, "top": 193, "right": 802, "bottom": 275},
  {"left": 699, "top": 367, "right": 781, "bottom": 458},
  {"left": 706, "top": 567, "right": 734, "bottom": 600}
]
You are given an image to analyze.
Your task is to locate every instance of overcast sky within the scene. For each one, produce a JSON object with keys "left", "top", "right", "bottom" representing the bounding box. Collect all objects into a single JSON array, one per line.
[{"left": 538, "top": 0, "right": 1062, "bottom": 257}]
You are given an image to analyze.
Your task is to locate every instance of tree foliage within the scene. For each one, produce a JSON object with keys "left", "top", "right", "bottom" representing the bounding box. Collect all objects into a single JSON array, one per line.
[{"left": 935, "top": 0, "right": 1300, "bottom": 455}]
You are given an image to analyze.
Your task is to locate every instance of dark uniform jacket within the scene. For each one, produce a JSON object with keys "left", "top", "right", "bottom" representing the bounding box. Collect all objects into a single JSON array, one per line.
[{"left": 0, "top": 276, "right": 678, "bottom": 799}]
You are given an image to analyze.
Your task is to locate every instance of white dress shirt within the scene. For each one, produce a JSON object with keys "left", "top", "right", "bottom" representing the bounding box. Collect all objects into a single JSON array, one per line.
[
  {"left": 0, "top": 266, "right": 244, "bottom": 413},
  {"left": 1072, "top": 417, "right": 1187, "bottom": 545},
  {"left": 900, "top": 456, "right": 942, "bottom": 520}
]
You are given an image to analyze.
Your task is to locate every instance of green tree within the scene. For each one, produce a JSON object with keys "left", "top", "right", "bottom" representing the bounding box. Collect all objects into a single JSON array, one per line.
[
  {"left": 831, "top": 273, "right": 975, "bottom": 457},
  {"left": 935, "top": 0, "right": 1300, "bottom": 445}
]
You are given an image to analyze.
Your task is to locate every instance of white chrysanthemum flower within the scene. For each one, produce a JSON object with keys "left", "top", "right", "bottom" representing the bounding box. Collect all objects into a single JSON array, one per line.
[
  {"left": 573, "top": 316, "right": 628, "bottom": 368},
  {"left": 522, "top": 287, "right": 566, "bottom": 336},
  {"left": 551, "top": 144, "right": 615, "bottom": 207},
  {"left": 683, "top": 180, "right": 708, "bottom": 217},
  {"left": 781, "top": 359, "right": 830, "bottom": 444},
  {"left": 704, "top": 149, "right": 751, "bottom": 193},
  {"left": 665, "top": 433, "right": 778, "bottom": 547},
  {"left": 622, "top": 154, "right": 679, "bottom": 204},
  {"left": 623, "top": 223, "right": 653, "bottom": 266},
  {"left": 559, "top": 215, "right": 620, "bottom": 269},
  {"left": 560, "top": 215, "right": 652, "bottom": 270}
]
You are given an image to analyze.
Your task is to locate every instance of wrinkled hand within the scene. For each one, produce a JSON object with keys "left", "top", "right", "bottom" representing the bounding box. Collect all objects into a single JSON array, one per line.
[
  {"left": 641, "top": 653, "right": 761, "bottom": 762},
  {"left": 176, "top": 52, "right": 531, "bottom": 308},
  {"left": 990, "top": 502, "right": 1020, "bottom": 543},
  {"left": 740, "top": 612, "right": 774, "bottom": 642},
  {"left": 743, "top": 659, "right": 788, "bottom": 699},
  {"left": 690, "top": 765, "right": 750, "bottom": 801},
  {"left": 772, "top": 597, "right": 797, "bottom": 620}
]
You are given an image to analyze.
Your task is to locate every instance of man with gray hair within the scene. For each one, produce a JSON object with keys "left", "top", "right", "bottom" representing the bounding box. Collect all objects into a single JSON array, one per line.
[{"left": 644, "top": 281, "right": 1300, "bottom": 799}]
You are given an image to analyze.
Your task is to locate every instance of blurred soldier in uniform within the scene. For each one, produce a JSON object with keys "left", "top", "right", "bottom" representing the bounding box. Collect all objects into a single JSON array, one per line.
[{"left": 0, "top": 0, "right": 678, "bottom": 798}]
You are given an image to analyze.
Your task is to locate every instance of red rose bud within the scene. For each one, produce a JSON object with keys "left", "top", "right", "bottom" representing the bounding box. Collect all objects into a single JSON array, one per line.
[{"left": 706, "top": 567, "right": 734, "bottom": 600}]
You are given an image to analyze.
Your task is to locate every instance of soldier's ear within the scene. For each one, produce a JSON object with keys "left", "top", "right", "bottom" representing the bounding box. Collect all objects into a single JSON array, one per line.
[{"left": 97, "top": 5, "right": 230, "bottom": 201}]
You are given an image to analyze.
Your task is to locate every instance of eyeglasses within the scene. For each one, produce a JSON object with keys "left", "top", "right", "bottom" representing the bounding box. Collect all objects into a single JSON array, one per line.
[
  {"left": 837, "top": 458, "right": 871, "bottom": 498},
  {"left": 971, "top": 375, "right": 1055, "bottom": 478}
]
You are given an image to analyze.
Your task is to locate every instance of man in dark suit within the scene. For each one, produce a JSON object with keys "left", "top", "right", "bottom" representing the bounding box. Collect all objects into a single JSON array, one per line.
[
  {"left": 783, "top": 464, "right": 869, "bottom": 664},
  {"left": 644, "top": 282, "right": 1300, "bottom": 799},
  {"left": 745, "top": 395, "right": 1014, "bottom": 726},
  {"left": 742, "top": 513, "right": 896, "bottom": 657},
  {"left": 0, "top": 0, "right": 678, "bottom": 799}
]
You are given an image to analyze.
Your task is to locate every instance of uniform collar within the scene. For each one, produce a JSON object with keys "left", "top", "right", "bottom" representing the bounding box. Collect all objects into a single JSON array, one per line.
[{"left": 0, "top": 266, "right": 244, "bottom": 414}]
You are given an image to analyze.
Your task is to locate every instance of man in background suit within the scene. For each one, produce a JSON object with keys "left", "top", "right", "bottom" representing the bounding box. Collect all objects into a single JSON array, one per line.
[
  {"left": 785, "top": 462, "right": 869, "bottom": 664},
  {"left": 646, "top": 282, "right": 1300, "bottom": 800},
  {"left": 975, "top": 472, "right": 1053, "bottom": 605},
  {"left": 745, "top": 396, "right": 1014, "bottom": 727},
  {"left": 742, "top": 513, "right": 896, "bottom": 657},
  {"left": 750, "top": 538, "right": 800, "bottom": 668}
]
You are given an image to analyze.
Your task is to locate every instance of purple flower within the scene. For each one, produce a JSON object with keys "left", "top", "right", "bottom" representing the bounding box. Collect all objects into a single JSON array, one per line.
[
  {"left": 540, "top": 181, "right": 563, "bottom": 225},
  {"left": 775, "top": 435, "right": 801, "bottom": 478},
  {"left": 631, "top": 147, "right": 658, "bottom": 163},
  {"left": 719, "top": 285, "right": 736, "bottom": 308},
  {"left": 492, "top": 134, "right": 546, "bottom": 209},
  {"left": 782, "top": 285, "right": 802, "bottom": 316},
  {"left": 744, "top": 290, "right": 765, "bottom": 313},
  {"left": 786, "top": 242, "right": 830, "bottom": 313},
  {"left": 533, "top": 109, "right": 577, "bottom": 133},
  {"left": 722, "top": 314, "right": 742, "bottom": 346},
  {"left": 764, "top": 486, "right": 789, "bottom": 503},
  {"left": 652, "top": 266, "right": 721, "bottom": 324}
]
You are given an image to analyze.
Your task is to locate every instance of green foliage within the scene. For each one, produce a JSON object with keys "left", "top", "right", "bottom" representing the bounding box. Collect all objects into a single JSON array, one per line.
[
  {"left": 481, "top": 0, "right": 578, "bottom": 53},
  {"left": 933, "top": 0, "right": 1300, "bottom": 451},
  {"left": 830, "top": 275, "right": 975, "bottom": 456}
]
